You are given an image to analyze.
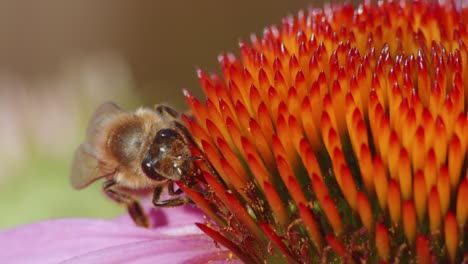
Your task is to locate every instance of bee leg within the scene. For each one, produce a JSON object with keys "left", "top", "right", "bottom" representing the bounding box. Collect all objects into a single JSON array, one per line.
[
  {"left": 173, "top": 120, "right": 226, "bottom": 183},
  {"left": 153, "top": 196, "right": 190, "bottom": 207},
  {"left": 151, "top": 185, "right": 164, "bottom": 204},
  {"left": 103, "top": 180, "right": 150, "bottom": 228},
  {"left": 168, "top": 182, "right": 195, "bottom": 205},
  {"left": 168, "top": 181, "right": 183, "bottom": 195},
  {"left": 152, "top": 183, "right": 190, "bottom": 207},
  {"left": 187, "top": 155, "right": 227, "bottom": 187},
  {"left": 172, "top": 121, "right": 201, "bottom": 150},
  {"left": 154, "top": 105, "right": 180, "bottom": 118}
]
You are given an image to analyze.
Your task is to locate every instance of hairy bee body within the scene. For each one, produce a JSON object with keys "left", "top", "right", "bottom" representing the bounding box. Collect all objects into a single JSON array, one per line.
[{"left": 70, "top": 102, "right": 195, "bottom": 227}]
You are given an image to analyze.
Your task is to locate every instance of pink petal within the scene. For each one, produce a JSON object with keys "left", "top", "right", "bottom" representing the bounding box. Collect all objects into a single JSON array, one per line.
[
  {"left": 61, "top": 236, "right": 238, "bottom": 264},
  {"left": 114, "top": 203, "right": 205, "bottom": 228},
  {"left": 0, "top": 205, "right": 240, "bottom": 263}
]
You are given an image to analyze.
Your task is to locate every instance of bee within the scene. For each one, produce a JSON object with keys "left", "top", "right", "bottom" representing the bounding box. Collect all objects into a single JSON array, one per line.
[{"left": 70, "top": 102, "right": 203, "bottom": 228}]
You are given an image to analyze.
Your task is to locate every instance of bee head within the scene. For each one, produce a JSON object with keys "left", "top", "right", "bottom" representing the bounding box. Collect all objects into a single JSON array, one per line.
[{"left": 141, "top": 128, "right": 193, "bottom": 182}]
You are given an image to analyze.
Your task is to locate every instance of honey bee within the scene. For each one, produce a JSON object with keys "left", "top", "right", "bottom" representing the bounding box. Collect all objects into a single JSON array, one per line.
[{"left": 70, "top": 102, "right": 202, "bottom": 228}]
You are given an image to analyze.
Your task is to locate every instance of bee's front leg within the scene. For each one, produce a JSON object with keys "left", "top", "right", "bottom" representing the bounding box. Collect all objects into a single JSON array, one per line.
[
  {"left": 168, "top": 181, "right": 183, "bottom": 195},
  {"left": 103, "top": 179, "right": 150, "bottom": 228},
  {"left": 154, "top": 105, "right": 180, "bottom": 118},
  {"left": 152, "top": 182, "right": 190, "bottom": 207},
  {"left": 172, "top": 120, "right": 227, "bottom": 187}
]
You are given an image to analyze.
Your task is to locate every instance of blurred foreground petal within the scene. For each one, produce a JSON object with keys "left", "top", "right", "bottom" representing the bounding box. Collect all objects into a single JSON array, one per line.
[{"left": 0, "top": 206, "right": 239, "bottom": 264}]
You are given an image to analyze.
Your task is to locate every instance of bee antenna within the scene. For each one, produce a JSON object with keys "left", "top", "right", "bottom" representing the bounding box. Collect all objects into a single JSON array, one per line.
[
  {"left": 171, "top": 120, "right": 228, "bottom": 188},
  {"left": 186, "top": 155, "right": 227, "bottom": 188},
  {"left": 154, "top": 105, "right": 180, "bottom": 118}
]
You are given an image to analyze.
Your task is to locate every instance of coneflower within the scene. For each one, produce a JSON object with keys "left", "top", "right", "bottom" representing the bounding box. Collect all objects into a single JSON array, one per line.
[{"left": 179, "top": 1, "right": 468, "bottom": 262}]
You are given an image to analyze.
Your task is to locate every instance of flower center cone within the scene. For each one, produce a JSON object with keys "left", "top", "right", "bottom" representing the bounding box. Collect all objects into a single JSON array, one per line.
[{"left": 178, "top": 1, "right": 468, "bottom": 263}]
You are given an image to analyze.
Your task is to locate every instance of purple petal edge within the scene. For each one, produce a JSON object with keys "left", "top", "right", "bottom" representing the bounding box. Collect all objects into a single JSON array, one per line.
[
  {"left": 60, "top": 235, "right": 240, "bottom": 264},
  {"left": 0, "top": 205, "right": 240, "bottom": 264},
  {"left": 113, "top": 203, "right": 205, "bottom": 228}
]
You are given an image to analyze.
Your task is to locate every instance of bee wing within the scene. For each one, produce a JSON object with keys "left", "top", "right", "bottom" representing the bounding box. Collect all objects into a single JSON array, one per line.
[
  {"left": 86, "top": 102, "right": 124, "bottom": 142},
  {"left": 70, "top": 144, "right": 114, "bottom": 189},
  {"left": 70, "top": 102, "right": 123, "bottom": 189}
]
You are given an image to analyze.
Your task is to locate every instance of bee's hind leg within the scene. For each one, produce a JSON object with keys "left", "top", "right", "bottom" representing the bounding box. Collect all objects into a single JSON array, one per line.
[
  {"left": 103, "top": 179, "right": 150, "bottom": 228},
  {"left": 152, "top": 182, "right": 190, "bottom": 207}
]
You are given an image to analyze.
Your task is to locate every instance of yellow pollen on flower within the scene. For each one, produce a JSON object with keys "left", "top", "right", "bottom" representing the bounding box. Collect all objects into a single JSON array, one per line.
[{"left": 180, "top": 1, "right": 468, "bottom": 262}]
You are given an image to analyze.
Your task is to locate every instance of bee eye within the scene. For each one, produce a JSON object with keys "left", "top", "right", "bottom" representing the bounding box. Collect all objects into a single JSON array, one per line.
[
  {"left": 156, "top": 129, "right": 179, "bottom": 140},
  {"left": 141, "top": 155, "right": 165, "bottom": 181}
]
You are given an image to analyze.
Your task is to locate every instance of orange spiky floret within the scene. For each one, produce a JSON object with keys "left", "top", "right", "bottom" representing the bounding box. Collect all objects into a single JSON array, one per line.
[{"left": 180, "top": 1, "right": 468, "bottom": 262}]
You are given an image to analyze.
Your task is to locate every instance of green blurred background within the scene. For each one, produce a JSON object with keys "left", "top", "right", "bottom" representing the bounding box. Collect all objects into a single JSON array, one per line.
[{"left": 0, "top": 0, "right": 314, "bottom": 229}]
